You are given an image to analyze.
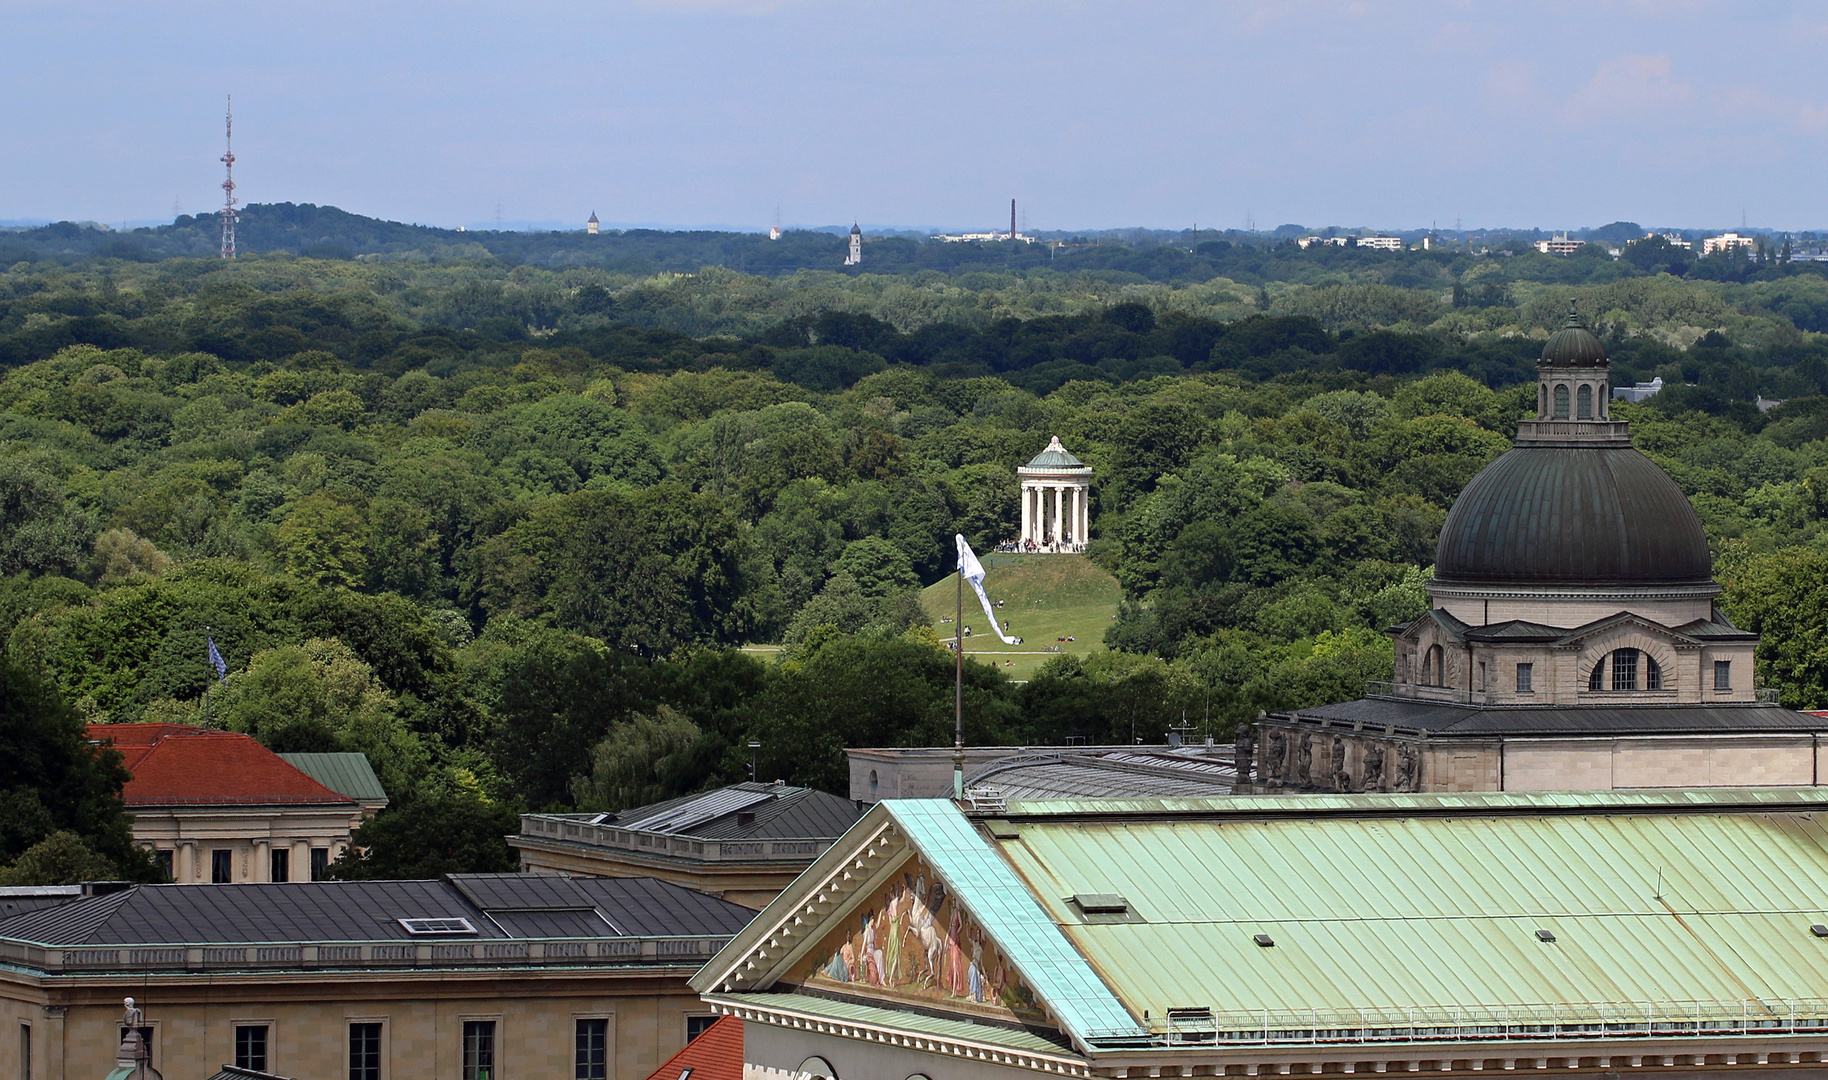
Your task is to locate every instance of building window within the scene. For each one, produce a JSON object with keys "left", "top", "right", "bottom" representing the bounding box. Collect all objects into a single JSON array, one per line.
[
  {"left": 1644, "top": 653, "right": 1662, "bottom": 690},
  {"left": 270, "top": 849, "right": 290, "bottom": 883},
  {"left": 1577, "top": 383, "right": 1594, "bottom": 419},
  {"left": 1612, "top": 648, "right": 1639, "bottom": 691},
  {"left": 155, "top": 849, "right": 173, "bottom": 881},
  {"left": 1424, "top": 644, "right": 1444, "bottom": 687},
  {"left": 349, "top": 1024, "right": 381, "bottom": 1080},
  {"left": 235, "top": 1026, "right": 268, "bottom": 1072},
  {"left": 868, "top": 770, "right": 878, "bottom": 798},
  {"left": 1716, "top": 660, "right": 1732, "bottom": 690},
  {"left": 686, "top": 1016, "right": 717, "bottom": 1042},
  {"left": 575, "top": 1019, "right": 608, "bottom": 1080},
  {"left": 1588, "top": 657, "right": 1605, "bottom": 691},
  {"left": 1516, "top": 663, "right": 1533, "bottom": 693},
  {"left": 311, "top": 848, "right": 330, "bottom": 881},
  {"left": 1554, "top": 384, "right": 1570, "bottom": 419},
  {"left": 19, "top": 1023, "right": 29, "bottom": 1080},
  {"left": 462, "top": 1021, "right": 495, "bottom": 1080},
  {"left": 211, "top": 849, "right": 233, "bottom": 883}
]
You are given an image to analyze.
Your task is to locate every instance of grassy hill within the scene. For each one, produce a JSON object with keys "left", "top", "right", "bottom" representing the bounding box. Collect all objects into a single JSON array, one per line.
[{"left": 920, "top": 554, "right": 1124, "bottom": 680}]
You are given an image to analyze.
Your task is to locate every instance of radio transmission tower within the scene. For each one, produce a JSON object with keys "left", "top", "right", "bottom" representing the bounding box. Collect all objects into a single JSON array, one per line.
[{"left": 219, "top": 97, "right": 238, "bottom": 259}]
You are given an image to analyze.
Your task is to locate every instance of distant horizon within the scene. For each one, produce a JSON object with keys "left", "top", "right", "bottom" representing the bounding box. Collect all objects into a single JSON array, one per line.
[{"left": 3, "top": 206, "right": 1821, "bottom": 241}]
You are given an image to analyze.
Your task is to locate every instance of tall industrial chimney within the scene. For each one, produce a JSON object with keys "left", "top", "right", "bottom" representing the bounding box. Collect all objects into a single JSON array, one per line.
[{"left": 1010, "top": 199, "right": 1016, "bottom": 240}]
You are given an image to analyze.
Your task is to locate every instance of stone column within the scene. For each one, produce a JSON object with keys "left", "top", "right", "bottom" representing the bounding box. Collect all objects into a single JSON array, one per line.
[
  {"left": 1019, "top": 483, "right": 1031, "bottom": 543},
  {"left": 178, "top": 841, "right": 195, "bottom": 884},
  {"left": 292, "top": 839, "right": 310, "bottom": 882},
  {"left": 1077, "top": 484, "right": 1089, "bottom": 544},
  {"left": 255, "top": 839, "right": 270, "bottom": 882},
  {"left": 1050, "top": 487, "right": 1061, "bottom": 544}
]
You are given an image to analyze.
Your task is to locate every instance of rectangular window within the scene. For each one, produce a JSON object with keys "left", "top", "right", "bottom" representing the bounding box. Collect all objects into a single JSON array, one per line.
[
  {"left": 155, "top": 849, "right": 173, "bottom": 881},
  {"left": 575, "top": 1019, "right": 608, "bottom": 1080},
  {"left": 685, "top": 1016, "right": 717, "bottom": 1043},
  {"left": 1612, "top": 649, "right": 1638, "bottom": 692},
  {"left": 270, "top": 849, "right": 289, "bottom": 883},
  {"left": 235, "top": 1026, "right": 268, "bottom": 1072},
  {"left": 19, "top": 1023, "right": 29, "bottom": 1080},
  {"left": 211, "top": 849, "right": 233, "bottom": 884},
  {"left": 349, "top": 1023, "right": 381, "bottom": 1080},
  {"left": 1516, "top": 663, "right": 1533, "bottom": 693},
  {"left": 462, "top": 1021, "right": 495, "bottom": 1080},
  {"left": 311, "top": 848, "right": 330, "bottom": 882},
  {"left": 1478, "top": 661, "right": 1487, "bottom": 691},
  {"left": 1716, "top": 660, "right": 1732, "bottom": 690}
]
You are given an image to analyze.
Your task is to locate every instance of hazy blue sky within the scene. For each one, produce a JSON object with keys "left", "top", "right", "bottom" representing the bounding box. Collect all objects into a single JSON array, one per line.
[{"left": 4, "top": 1, "right": 1826, "bottom": 231}]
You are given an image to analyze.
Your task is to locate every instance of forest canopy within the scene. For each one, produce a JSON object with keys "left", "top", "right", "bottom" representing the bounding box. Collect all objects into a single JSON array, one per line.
[{"left": 6, "top": 218, "right": 1828, "bottom": 877}]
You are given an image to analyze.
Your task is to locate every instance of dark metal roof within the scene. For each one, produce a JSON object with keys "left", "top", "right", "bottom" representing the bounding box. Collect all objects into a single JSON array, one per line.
[
  {"left": 1435, "top": 446, "right": 1714, "bottom": 586},
  {"left": 1023, "top": 435, "right": 1089, "bottom": 470},
  {"left": 0, "top": 887, "right": 81, "bottom": 922},
  {"left": 1461, "top": 619, "right": 1567, "bottom": 642},
  {"left": 0, "top": 874, "right": 752, "bottom": 947},
  {"left": 1540, "top": 305, "right": 1609, "bottom": 367},
  {"left": 586, "top": 783, "right": 865, "bottom": 841},
  {"left": 1290, "top": 697, "right": 1828, "bottom": 736}
]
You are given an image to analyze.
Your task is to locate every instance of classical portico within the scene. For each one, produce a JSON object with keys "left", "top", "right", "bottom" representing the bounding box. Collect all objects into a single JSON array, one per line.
[{"left": 1016, "top": 436, "right": 1093, "bottom": 552}]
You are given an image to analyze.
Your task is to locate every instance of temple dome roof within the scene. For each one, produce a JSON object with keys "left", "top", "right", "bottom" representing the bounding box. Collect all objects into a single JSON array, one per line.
[
  {"left": 1023, "top": 436, "right": 1088, "bottom": 470},
  {"left": 1434, "top": 446, "right": 1714, "bottom": 587}
]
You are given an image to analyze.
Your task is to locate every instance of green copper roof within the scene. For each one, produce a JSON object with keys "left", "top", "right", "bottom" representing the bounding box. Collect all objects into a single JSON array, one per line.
[
  {"left": 884, "top": 800, "right": 1143, "bottom": 1046},
  {"left": 988, "top": 788, "right": 1828, "bottom": 1032},
  {"left": 278, "top": 752, "right": 389, "bottom": 803},
  {"left": 1023, "top": 436, "right": 1089, "bottom": 470}
]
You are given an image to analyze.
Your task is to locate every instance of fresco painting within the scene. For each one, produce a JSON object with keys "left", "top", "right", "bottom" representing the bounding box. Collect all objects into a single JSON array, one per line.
[{"left": 802, "top": 857, "right": 1043, "bottom": 1022}]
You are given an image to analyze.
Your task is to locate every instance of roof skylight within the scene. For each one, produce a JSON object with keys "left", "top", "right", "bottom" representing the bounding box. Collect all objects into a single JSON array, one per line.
[{"left": 398, "top": 917, "right": 477, "bottom": 935}]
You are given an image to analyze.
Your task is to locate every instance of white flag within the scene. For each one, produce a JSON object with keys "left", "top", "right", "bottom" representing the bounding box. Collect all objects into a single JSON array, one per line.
[{"left": 955, "top": 534, "right": 1021, "bottom": 645}]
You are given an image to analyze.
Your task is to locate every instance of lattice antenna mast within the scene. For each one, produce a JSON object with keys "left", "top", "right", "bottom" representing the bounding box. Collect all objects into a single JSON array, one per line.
[{"left": 219, "top": 96, "right": 238, "bottom": 259}]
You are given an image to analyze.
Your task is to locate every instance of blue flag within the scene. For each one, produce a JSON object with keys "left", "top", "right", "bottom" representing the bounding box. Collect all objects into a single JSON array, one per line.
[{"left": 206, "top": 636, "right": 228, "bottom": 684}]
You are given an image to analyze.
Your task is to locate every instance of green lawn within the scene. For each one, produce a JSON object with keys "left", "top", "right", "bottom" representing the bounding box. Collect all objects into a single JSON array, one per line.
[{"left": 921, "top": 554, "right": 1124, "bottom": 680}]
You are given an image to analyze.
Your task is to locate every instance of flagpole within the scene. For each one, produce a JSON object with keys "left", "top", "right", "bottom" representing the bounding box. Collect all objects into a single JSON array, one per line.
[
  {"left": 954, "top": 540, "right": 964, "bottom": 801},
  {"left": 204, "top": 625, "right": 212, "bottom": 728}
]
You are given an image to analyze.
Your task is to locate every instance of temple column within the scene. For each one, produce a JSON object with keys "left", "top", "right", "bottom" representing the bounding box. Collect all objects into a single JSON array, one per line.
[
  {"left": 1051, "top": 487, "right": 1062, "bottom": 544},
  {"left": 1078, "top": 485, "right": 1089, "bottom": 544},
  {"left": 1019, "top": 483, "right": 1031, "bottom": 543}
]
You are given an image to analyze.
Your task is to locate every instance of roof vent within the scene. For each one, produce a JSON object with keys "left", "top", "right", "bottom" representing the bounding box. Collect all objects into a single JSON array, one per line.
[
  {"left": 1535, "top": 929, "right": 1556, "bottom": 943},
  {"left": 398, "top": 917, "right": 477, "bottom": 936},
  {"left": 1072, "top": 893, "right": 1128, "bottom": 915},
  {"left": 1812, "top": 924, "right": 1828, "bottom": 938},
  {"left": 984, "top": 819, "right": 1020, "bottom": 840},
  {"left": 1253, "top": 933, "right": 1275, "bottom": 948}
]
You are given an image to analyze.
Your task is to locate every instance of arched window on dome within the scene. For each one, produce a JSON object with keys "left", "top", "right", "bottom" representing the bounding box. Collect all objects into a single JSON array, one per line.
[
  {"left": 1577, "top": 384, "right": 1593, "bottom": 419},
  {"left": 1423, "top": 644, "right": 1444, "bottom": 687},
  {"left": 1644, "top": 652, "right": 1662, "bottom": 690},
  {"left": 1611, "top": 648, "right": 1640, "bottom": 691},
  {"left": 1587, "top": 656, "right": 1605, "bottom": 691},
  {"left": 1554, "top": 384, "right": 1570, "bottom": 419}
]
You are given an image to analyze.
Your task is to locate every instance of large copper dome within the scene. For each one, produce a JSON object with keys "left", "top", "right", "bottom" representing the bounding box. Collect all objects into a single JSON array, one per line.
[{"left": 1433, "top": 446, "right": 1714, "bottom": 586}]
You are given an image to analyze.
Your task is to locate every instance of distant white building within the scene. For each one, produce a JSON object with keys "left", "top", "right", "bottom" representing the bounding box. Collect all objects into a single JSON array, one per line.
[
  {"left": 844, "top": 223, "right": 861, "bottom": 266},
  {"left": 1296, "top": 236, "right": 1351, "bottom": 248},
  {"left": 1356, "top": 236, "right": 1404, "bottom": 251},
  {"left": 769, "top": 225, "right": 781, "bottom": 241},
  {"left": 1534, "top": 234, "right": 1586, "bottom": 255},
  {"left": 1704, "top": 232, "right": 1758, "bottom": 255},
  {"left": 932, "top": 231, "right": 1037, "bottom": 243},
  {"left": 586, "top": 211, "right": 599, "bottom": 236},
  {"left": 1611, "top": 377, "right": 1664, "bottom": 404}
]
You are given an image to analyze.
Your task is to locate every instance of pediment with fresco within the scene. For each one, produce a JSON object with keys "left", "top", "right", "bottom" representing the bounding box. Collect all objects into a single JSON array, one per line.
[{"left": 785, "top": 853, "right": 1048, "bottom": 1027}]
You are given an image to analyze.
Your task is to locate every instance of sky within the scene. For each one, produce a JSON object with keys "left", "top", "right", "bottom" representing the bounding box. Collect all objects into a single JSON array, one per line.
[{"left": 3, "top": 0, "right": 1826, "bottom": 233}]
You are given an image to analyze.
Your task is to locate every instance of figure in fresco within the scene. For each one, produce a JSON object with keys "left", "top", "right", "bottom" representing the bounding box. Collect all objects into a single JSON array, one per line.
[
  {"left": 823, "top": 940, "right": 855, "bottom": 982},
  {"left": 968, "top": 928, "right": 985, "bottom": 1001},
  {"left": 884, "top": 886, "right": 905, "bottom": 982},
  {"left": 945, "top": 908, "right": 968, "bottom": 996},
  {"left": 862, "top": 909, "right": 883, "bottom": 986}
]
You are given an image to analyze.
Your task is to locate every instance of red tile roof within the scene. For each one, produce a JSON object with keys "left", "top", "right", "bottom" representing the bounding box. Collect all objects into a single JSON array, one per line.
[
  {"left": 87, "top": 724, "right": 358, "bottom": 807},
  {"left": 643, "top": 1016, "right": 742, "bottom": 1080}
]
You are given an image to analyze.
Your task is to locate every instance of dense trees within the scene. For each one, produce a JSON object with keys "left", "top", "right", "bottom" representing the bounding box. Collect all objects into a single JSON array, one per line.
[{"left": 4, "top": 233, "right": 1828, "bottom": 876}]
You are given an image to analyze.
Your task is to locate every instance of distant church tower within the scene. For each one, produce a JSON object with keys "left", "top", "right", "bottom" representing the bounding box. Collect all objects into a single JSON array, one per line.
[
  {"left": 587, "top": 211, "right": 600, "bottom": 236},
  {"left": 844, "top": 223, "right": 861, "bottom": 266}
]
